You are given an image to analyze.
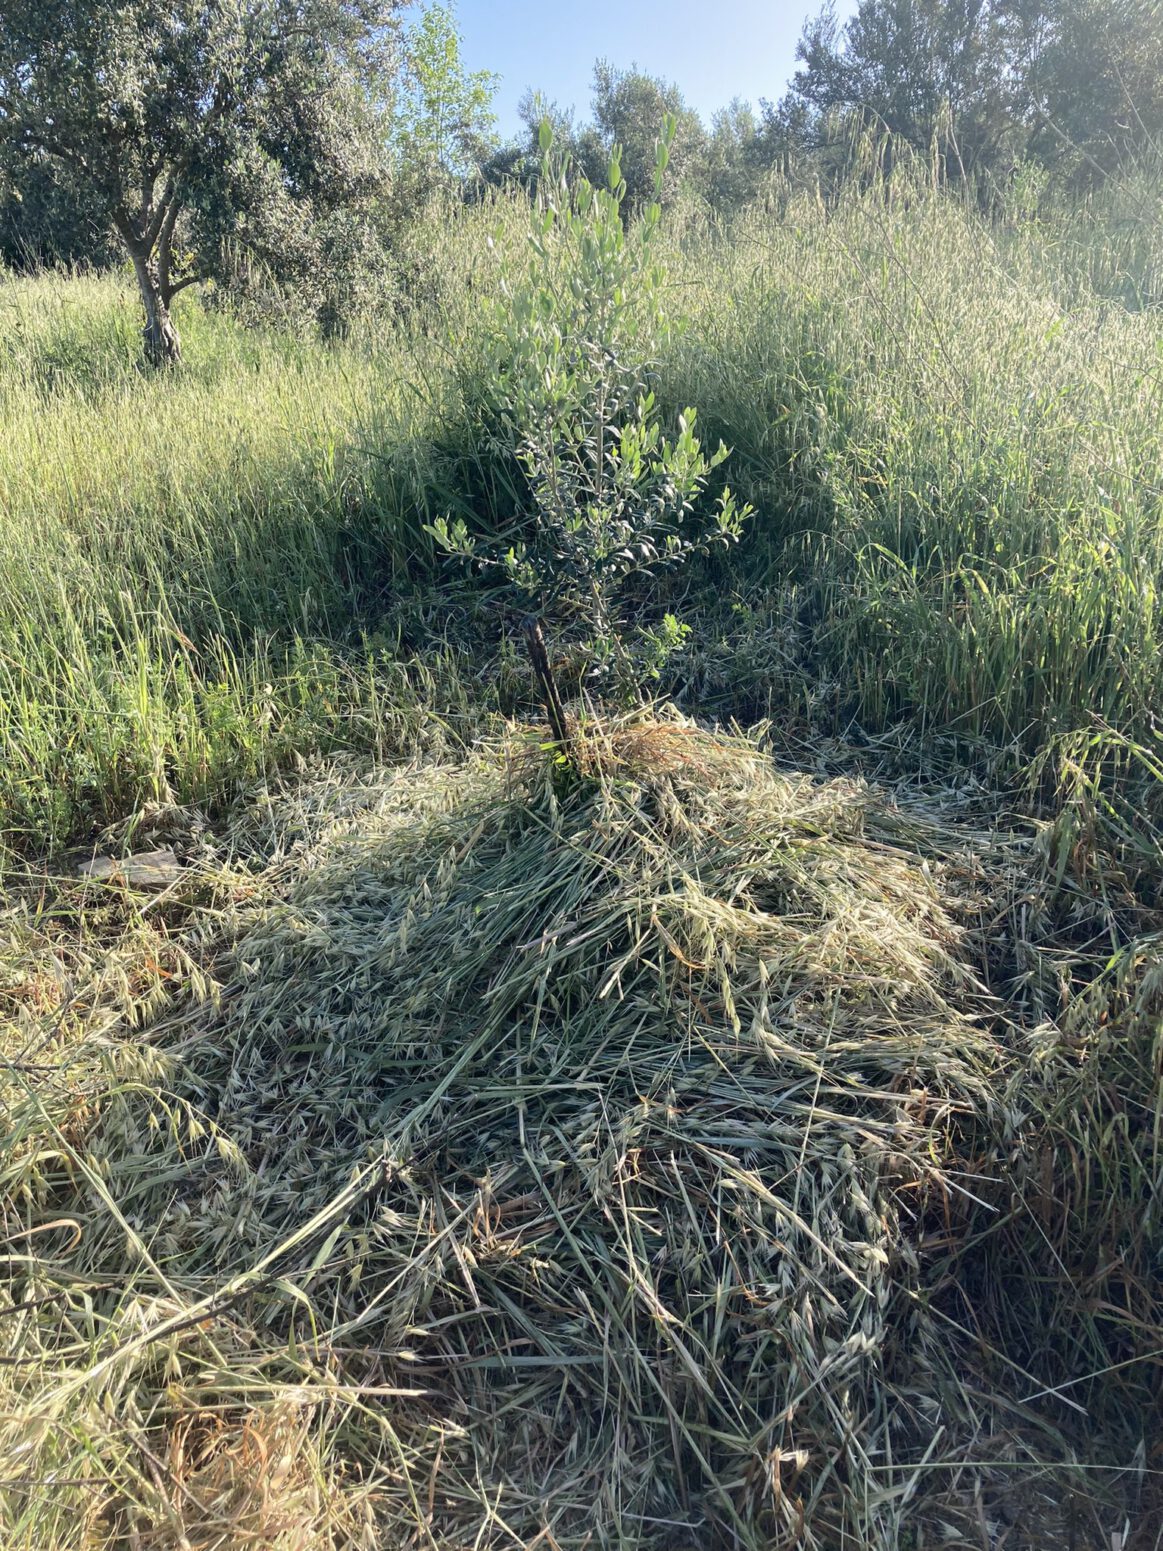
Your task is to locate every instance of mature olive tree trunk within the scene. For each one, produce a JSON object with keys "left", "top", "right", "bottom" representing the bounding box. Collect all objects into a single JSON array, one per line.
[{"left": 131, "top": 254, "right": 182, "bottom": 367}]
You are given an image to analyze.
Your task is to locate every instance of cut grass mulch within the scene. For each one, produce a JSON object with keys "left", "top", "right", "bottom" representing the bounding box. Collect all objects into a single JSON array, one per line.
[{"left": 2, "top": 714, "right": 1158, "bottom": 1548}]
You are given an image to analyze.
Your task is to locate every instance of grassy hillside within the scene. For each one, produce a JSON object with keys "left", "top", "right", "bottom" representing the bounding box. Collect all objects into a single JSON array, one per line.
[
  {"left": 3, "top": 177, "right": 1163, "bottom": 851},
  {"left": 0, "top": 255, "right": 477, "bottom": 849},
  {"left": 2, "top": 168, "right": 1162, "bottom": 1547}
]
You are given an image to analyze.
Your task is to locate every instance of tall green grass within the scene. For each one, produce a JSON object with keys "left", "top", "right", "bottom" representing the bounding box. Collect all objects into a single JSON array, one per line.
[
  {"left": 2, "top": 168, "right": 1162, "bottom": 855},
  {"left": 3, "top": 169, "right": 1163, "bottom": 1549},
  {"left": 665, "top": 167, "right": 1163, "bottom": 766},
  {"left": 0, "top": 224, "right": 509, "bottom": 849}
]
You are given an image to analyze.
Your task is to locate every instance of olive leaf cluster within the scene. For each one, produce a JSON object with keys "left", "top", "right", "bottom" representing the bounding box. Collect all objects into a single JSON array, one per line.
[{"left": 431, "top": 116, "right": 750, "bottom": 694}]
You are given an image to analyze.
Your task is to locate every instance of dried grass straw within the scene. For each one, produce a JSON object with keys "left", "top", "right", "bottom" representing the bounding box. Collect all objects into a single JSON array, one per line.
[{"left": 2, "top": 716, "right": 1156, "bottom": 1547}]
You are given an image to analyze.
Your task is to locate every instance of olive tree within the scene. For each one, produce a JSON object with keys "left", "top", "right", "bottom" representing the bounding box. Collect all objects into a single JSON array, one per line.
[
  {"left": 433, "top": 121, "right": 750, "bottom": 705},
  {"left": 0, "top": 0, "right": 405, "bottom": 363},
  {"left": 591, "top": 61, "right": 707, "bottom": 208},
  {"left": 786, "top": 0, "right": 1029, "bottom": 178}
]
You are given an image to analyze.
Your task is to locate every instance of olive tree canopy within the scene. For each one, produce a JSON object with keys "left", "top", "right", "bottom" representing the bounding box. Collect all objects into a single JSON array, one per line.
[{"left": 0, "top": 0, "right": 405, "bottom": 362}]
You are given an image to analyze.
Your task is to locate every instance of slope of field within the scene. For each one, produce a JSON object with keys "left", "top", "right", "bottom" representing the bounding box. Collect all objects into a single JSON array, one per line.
[{"left": 4, "top": 715, "right": 1159, "bottom": 1548}]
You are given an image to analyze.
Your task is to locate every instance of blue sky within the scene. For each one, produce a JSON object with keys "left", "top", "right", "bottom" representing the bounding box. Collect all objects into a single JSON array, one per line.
[{"left": 453, "top": 0, "right": 859, "bottom": 139}]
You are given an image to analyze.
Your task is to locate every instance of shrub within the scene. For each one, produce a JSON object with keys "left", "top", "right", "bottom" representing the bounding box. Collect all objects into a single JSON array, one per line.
[{"left": 431, "top": 118, "right": 750, "bottom": 700}]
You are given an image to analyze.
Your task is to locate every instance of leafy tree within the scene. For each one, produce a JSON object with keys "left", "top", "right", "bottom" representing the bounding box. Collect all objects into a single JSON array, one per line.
[
  {"left": 480, "top": 66, "right": 707, "bottom": 209},
  {"left": 522, "top": 91, "right": 608, "bottom": 187},
  {"left": 393, "top": 3, "right": 499, "bottom": 188},
  {"left": 433, "top": 120, "right": 750, "bottom": 703},
  {"left": 786, "top": 0, "right": 1029, "bottom": 177},
  {"left": 782, "top": 0, "right": 1163, "bottom": 189},
  {"left": 0, "top": 152, "right": 119, "bottom": 270},
  {"left": 478, "top": 91, "right": 606, "bottom": 193},
  {"left": 700, "top": 99, "right": 774, "bottom": 212},
  {"left": 1025, "top": 0, "right": 1163, "bottom": 179},
  {"left": 0, "top": 0, "right": 404, "bottom": 364},
  {"left": 590, "top": 61, "right": 707, "bottom": 207},
  {"left": 749, "top": 95, "right": 820, "bottom": 181}
]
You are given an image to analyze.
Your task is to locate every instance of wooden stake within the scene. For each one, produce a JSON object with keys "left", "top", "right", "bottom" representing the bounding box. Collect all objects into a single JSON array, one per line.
[{"left": 522, "top": 616, "right": 570, "bottom": 752}]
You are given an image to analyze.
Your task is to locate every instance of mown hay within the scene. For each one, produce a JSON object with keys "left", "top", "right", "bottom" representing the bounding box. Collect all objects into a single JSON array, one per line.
[{"left": 1, "top": 717, "right": 1149, "bottom": 1548}]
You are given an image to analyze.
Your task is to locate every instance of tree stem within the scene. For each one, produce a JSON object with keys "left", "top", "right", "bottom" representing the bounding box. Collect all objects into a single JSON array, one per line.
[{"left": 131, "top": 254, "right": 182, "bottom": 367}]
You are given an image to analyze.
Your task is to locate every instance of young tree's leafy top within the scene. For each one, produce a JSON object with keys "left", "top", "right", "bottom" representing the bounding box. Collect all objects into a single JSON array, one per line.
[{"left": 591, "top": 60, "right": 707, "bottom": 208}]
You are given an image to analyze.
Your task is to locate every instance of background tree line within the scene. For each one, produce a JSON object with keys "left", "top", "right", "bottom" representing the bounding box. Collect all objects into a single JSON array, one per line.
[{"left": 2, "top": 0, "right": 1160, "bottom": 360}]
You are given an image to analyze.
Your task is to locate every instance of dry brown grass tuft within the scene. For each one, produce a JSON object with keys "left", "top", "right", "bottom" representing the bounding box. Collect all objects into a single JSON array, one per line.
[{"left": 115, "top": 1402, "right": 350, "bottom": 1551}]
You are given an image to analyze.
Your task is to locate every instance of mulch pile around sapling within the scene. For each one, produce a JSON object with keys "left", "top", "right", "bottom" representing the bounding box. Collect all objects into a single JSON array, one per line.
[{"left": 2, "top": 715, "right": 1148, "bottom": 1549}]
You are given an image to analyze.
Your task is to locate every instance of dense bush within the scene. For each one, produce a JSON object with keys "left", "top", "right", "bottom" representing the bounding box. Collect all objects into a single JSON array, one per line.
[{"left": 434, "top": 123, "right": 749, "bottom": 698}]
